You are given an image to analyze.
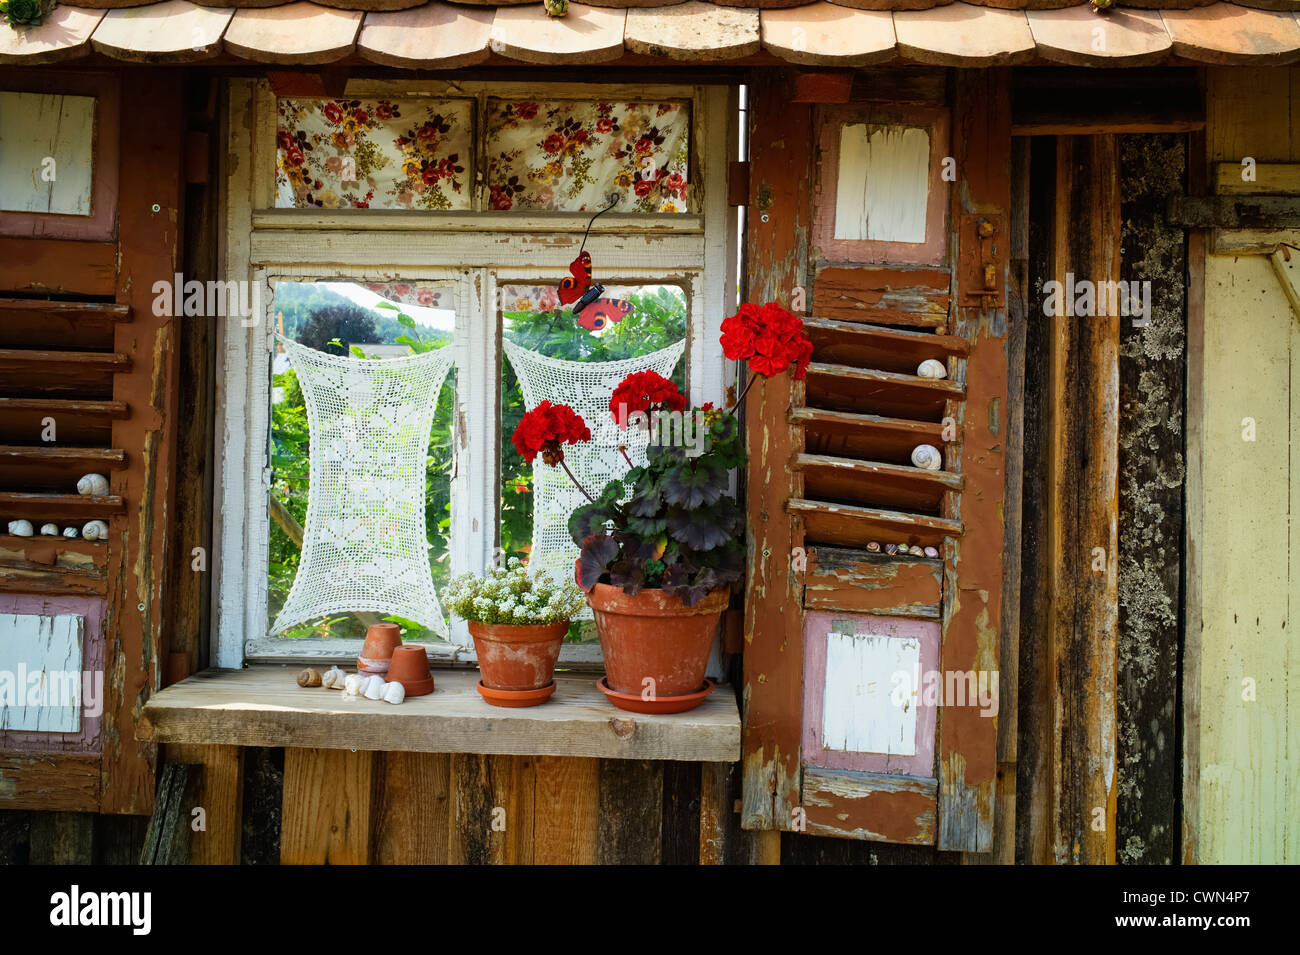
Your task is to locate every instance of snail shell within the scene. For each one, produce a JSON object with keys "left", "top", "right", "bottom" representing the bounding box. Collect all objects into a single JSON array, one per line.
[
  {"left": 908, "top": 545, "right": 926, "bottom": 557},
  {"left": 81, "top": 520, "right": 109, "bottom": 541},
  {"left": 884, "top": 543, "right": 899, "bottom": 556},
  {"left": 865, "top": 541, "right": 882, "bottom": 553},
  {"left": 911, "top": 444, "right": 943, "bottom": 470},
  {"left": 344, "top": 674, "right": 365, "bottom": 696},
  {"left": 923, "top": 546, "right": 941, "bottom": 559},
  {"left": 62, "top": 527, "right": 79, "bottom": 539},
  {"left": 7, "top": 520, "right": 34, "bottom": 537},
  {"left": 321, "top": 666, "right": 347, "bottom": 690},
  {"left": 40, "top": 523, "right": 59, "bottom": 537},
  {"left": 77, "top": 473, "right": 110, "bottom": 497},
  {"left": 363, "top": 675, "right": 386, "bottom": 700},
  {"left": 382, "top": 681, "right": 406, "bottom": 705},
  {"left": 916, "top": 359, "right": 948, "bottom": 380},
  {"left": 297, "top": 667, "right": 322, "bottom": 688}
]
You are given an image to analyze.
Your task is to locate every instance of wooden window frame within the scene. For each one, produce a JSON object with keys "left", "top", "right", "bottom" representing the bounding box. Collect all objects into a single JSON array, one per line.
[
  {"left": 212, "top": 79, "right": 738, "bottom": 669},
  {"left": 812, "top": 104, "right": 949, "bottom": 267}
]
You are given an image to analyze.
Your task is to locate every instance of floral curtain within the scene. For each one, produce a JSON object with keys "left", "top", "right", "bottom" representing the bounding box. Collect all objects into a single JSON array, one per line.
[
  {"left": 485, "top": 100, "right": 690, "bottom": 213},
  {"left": 276, "top": 98, "right": 473, "bottom": 210}
]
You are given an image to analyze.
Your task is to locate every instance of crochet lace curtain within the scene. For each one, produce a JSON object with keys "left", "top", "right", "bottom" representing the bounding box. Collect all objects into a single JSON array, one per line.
[
  {"left": 271, "top": 337, "right": 453, "bottom": 637},
  {"left": 502, "top": 339, "right": 685, "bottom": 607}
]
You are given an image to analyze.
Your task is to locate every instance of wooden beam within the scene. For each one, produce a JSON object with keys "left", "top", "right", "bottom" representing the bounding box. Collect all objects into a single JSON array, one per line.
[
  {"left": 1044, "top": 134, "right": 1120, "bottom": 865},
  {"left": 937, "top": 67, "right": 1011, "bottom": 855},
  {"left": 740, "top": 70, "right": 812, "bottom": 835},
  {"left": 165, "top": 743, "right": 243, "bottom": 865},
  {"left": 280, "top": 748, "right": 375, "bottom": 865},
  {"left": 0, "top": 753, "right": 100, "bottom": 812},
  {"left": 1167, "top": 194, "right": 1300, "bottom": 229}
]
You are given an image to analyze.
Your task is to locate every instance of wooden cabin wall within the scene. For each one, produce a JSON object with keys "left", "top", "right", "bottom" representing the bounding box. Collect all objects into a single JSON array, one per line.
[{"left": 1183, "top": 67, "right": 1300, "bottom": 864}]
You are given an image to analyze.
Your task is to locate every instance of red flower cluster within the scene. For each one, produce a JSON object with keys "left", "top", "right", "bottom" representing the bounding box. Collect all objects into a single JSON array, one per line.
[
  {"left": 609, "top": 371, "right": 687, "bottom": 429},
  {"left": 720, "top": 302, "right": 814, "bottom": 380},
  {"left": 512, "top": 401, "right": 591, "bottom": 466}
]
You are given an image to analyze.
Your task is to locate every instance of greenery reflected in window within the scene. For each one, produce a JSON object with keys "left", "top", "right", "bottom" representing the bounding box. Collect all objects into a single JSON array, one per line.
[
  {"left": 499, "top": 285, "right": 687, "bottom": 641},
  {"left": 268, "top": 280, "right": 455, "bottom": 642}
]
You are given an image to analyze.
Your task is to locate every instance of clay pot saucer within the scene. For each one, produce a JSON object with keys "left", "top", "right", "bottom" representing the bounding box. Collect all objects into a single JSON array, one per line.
[
  {"left": 596, "top": 676, "right": 716, "bottom": 714},
  {"left": 476, "top": 680, "right": 556, "bottom": 708},
  {"left": 387, "top": 644, "right": 435, "bottom": 697}
]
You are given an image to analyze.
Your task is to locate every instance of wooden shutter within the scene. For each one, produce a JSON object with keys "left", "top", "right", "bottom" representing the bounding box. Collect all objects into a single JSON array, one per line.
[
  {"left": 740, "top": 70, "right": 1011, "bottom": 852},
  {"left": 0, "top": 69, "right": 183, "bottom": 815}
]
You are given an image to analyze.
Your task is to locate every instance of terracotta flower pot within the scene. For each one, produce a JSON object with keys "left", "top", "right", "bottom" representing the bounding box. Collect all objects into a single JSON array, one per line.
[
  {"left": 468, "top": 620, "right": 568, "bottom": 693},
  {"left": 358, "top": 622, "right": 402, "bottom": 675},
  {"left": 387, "top": 644, "right": 435, "bottom": 697},
  {"left": 585, "top": 582, "right": 729, "bottom": 699}
]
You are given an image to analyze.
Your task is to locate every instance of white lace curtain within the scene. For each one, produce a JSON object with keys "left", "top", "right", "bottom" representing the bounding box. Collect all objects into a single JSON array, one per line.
[
  {"left": 271, "top": 338, "right": 453, "bottom": 637},
  {"left": 502, "top": 339, "right": 686, "bottom": 608}
]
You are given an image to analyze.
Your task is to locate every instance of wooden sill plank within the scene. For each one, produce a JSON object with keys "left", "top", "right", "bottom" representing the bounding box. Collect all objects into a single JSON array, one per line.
[
  {"left": 0, "top": 753, "right": 100, "bottom": 813},
  {"left": 139, "top": 666, "right": 741, "bottom": 763}
]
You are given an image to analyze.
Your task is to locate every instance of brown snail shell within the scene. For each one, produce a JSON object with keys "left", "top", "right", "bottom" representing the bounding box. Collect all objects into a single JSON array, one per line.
[
  {"left": 866, "top": 541, "right": 882, "bottom": 553},
  {"left": 297, "top": 667, "right": 322, "bottom": 688}
]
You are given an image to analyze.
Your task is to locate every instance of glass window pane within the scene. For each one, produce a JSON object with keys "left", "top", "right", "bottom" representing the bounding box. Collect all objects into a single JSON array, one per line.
[
  {"left": 276, "top": 98, "right": 473, "bottom": 210},
  {"left": 499, "top": 284, "right": 687, "bottom": 639},
  {"left": 485, "top": 100, "right": 690, "bottom": 213},
  {"left": 268, "top": 280, "right": 456, "bottom": 643}
]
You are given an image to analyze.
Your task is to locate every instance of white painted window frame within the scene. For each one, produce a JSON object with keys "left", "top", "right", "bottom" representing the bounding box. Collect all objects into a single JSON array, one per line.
[{"left": 213, "top": 78, "right": 738, "bottom": 669}]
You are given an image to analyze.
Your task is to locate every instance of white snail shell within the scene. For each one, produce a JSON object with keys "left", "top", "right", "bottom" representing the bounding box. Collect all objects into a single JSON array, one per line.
[
  {"left": 911, "top": 444, "right": 943, "bottom": 470},
  {"left": 382, "top": 681, "right": 406, "bottom": 705},
  {"left": 363, "top": 675, "right": 386, "bottom": 700},
  {"left": 77, "top": 473, "right": 110, "bottom": 497},
  {"left": 344, "top": 673, "right": 365, "bottom": 696},
  {"left": 923, "top": 546, "right": 941, "bottom": 559},
  {"left": 39, "top": 523, "right": 59, "bottom": 536},
  {"left": 321, "top": 666, "right": 347, "bottom": 690},
  {"left": 916, "top": 359, "right": 948, "bottom": 380},
  {"left": 81, "top": 520, "right": 109, "bottom": 541},
  {"left": 62, "top": 527, "right": 79, "bottom": 539},
  {"left": 7, "top": 520, "right": 34, "bottom": 537}
]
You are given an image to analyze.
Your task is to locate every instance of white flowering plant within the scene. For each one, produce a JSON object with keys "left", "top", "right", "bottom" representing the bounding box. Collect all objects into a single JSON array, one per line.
[{"left": 444, "top": 558, "right": 586, "bottom": 626}]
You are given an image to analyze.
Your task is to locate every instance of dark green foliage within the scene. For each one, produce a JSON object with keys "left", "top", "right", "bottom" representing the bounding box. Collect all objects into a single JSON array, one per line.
[{"left": 569, "top": 409, "right": 744, "bottom": 607}]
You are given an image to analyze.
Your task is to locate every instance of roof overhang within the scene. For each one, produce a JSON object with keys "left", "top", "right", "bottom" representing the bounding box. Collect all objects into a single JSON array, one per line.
[{"left": 1, "top": 0, "right": 1298, "bottom": 69}]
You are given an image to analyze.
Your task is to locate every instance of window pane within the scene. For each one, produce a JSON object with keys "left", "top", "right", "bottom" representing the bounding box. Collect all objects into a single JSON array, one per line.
[
  {"left": 499, "top": 285, "right": 687, "bottom": 638},
  {"left": 486, "top": 100, "right": 690, "bottom": 213},
  {"left": 268, "top": 280, "right": 456, "bottom": 643},
  {"left": 276, "top": 98, "right": 473, "bottom": 210}
]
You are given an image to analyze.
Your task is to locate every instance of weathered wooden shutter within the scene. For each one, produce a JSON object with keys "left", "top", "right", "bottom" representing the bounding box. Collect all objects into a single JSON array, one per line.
[{"left": 741, "top": 71, "right": 1010, "bottom": 852}]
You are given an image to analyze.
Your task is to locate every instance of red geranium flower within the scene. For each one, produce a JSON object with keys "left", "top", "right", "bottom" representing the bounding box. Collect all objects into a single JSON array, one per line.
[
  {"left": 609, "top": 370, "right": 687, "bottom": 429},
  {"left": 512, "top": 401, "right": 591, "bottom": 466},
  {"left": 720, "top": 302, "right": 813, "bottom": 380}
]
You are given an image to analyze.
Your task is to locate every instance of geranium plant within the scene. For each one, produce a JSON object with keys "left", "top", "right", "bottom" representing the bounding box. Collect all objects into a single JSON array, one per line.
[{"left": 505, "top": 301, "right": 810, "bottom": 608}]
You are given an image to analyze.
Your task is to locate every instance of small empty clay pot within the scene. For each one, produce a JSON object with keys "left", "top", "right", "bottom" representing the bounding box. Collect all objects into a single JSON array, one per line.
[
  {"left": 387, "top": 645, "right": 435, "bottom": 697},
  {"left": 358, "top": 622, "right": 402, "bottom": 675}
]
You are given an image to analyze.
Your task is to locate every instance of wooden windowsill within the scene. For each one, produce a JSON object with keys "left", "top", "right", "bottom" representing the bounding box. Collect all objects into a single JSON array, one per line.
[{"left": 138, "top": 666, "right": 740, "bottom": 763}]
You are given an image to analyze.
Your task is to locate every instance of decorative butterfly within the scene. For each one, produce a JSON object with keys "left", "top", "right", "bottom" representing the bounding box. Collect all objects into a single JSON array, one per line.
[
  {"left": 576, "top": 298, "right": 633, "bottom": 332},
  {"left": 559, "top": 251, "right": 593, "bottom": 306}
]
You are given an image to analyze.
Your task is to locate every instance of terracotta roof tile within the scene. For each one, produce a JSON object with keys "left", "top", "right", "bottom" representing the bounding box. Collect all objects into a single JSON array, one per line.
[
  {"left": 761, "top": 2, "right": 896, "bottom": 64},
  {"left": 894, "top": 2, "right": 1036, "bottom": 64},
  {"left": 357, "top": 3, "right": 494, "bottom": 66},
  {"left": 224, "top": 1, "right": 362, "bottom": 62},
  {"left": 1162, "top": 2, "right": 1300, "bottom": 63},
  {"left": 0, "top": 5, "right": 104, "bottom": 63},
  {"left": 1027, "top": 4, "right": 1172, "bottom": 65},
  {"left": 91, "top": 0, "right": 232, "bottom": 61},
  {"left": 490, "top": 3, "right": 626, "bottom": 62},
  {"left": 5, "top": 0, "right": 1300, "bottom": 66},
  {"left": 625, "top": 2, "right": 761, "bottom": 59}
]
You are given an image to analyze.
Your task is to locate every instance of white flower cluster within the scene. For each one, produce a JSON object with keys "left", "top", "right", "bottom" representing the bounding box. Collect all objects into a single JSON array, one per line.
[{"left": 444, "top": 557, "right": 586, "bottom": 625}]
